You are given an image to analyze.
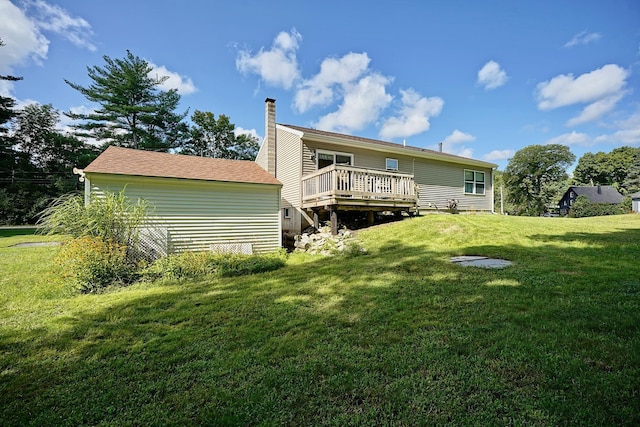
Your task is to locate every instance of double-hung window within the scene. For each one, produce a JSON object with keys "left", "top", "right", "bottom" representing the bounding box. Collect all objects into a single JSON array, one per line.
[{"left": 464, "top": 170, "right": 485, "bottom": 195}]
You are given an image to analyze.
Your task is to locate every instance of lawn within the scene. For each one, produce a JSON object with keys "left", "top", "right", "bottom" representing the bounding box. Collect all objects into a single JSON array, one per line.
[{"left": 1, "top": 215, "right": 639, "bottom": 425}]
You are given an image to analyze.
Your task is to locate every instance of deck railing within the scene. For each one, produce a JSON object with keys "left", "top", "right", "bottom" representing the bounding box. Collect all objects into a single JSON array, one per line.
[{"left": 302, "top": 164, "right": 417, "bottom": 205}]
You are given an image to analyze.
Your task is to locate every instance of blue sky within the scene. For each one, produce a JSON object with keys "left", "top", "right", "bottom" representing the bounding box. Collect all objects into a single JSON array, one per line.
[{"left": 1, "top": 0, "right": 639, "bottom": 170}]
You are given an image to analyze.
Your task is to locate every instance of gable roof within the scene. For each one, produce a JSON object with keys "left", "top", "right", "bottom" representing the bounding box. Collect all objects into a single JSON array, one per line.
[
  {"left": 564, "top": 186, "right": 624, "bottom": 204},
  {"left": 84, "top": 146, "right": 281, "bottom": 186},
  {"left": 280, "top": 124, "right": 497, "bottom": 169}
]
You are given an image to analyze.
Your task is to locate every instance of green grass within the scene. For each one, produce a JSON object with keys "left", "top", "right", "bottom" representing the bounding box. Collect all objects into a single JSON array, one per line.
[{"left": 1, "top": 215, "right": 639, "bottom": 425}]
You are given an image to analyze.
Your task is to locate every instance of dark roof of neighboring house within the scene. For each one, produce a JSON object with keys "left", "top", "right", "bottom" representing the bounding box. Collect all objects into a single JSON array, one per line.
[
  {"left": 84, "top": 146, "right": 281, "bottom": 186},
  {"left": 280, "top": 124, "right": 497, "bottom": 168},
  {"left": 564, "top": 186, "right": 624, "bottom": 204}
]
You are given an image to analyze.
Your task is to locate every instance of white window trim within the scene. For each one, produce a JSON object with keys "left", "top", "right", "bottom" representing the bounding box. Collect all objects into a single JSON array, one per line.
[
  {"left": 316, "top": 149, "right": 354, "bottom": 169},
  {"left": 464, "top": 169, "right": 486, "bottom": 195},
  {"left": 282, "top": 207, "right": 291, "bottom": 219},
  {"left": 386, "top": 158, "right": 399, "bottom": 171}
]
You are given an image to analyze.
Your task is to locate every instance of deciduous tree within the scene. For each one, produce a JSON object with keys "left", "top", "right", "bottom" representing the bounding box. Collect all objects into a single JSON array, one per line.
[{"left": 504, "top": 144, "right": 575, "bottom": 216}]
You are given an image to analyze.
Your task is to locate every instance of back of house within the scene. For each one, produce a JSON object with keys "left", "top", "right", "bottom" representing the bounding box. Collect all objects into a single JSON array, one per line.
[{"left": 256, "top": 98, "right": 497, "bottom": 238}]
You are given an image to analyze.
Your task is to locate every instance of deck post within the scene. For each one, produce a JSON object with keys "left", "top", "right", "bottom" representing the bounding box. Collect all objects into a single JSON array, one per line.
[
  {"left": 330, "top": 208, "right": 338, "bottom": 235},
  {"left": 313, "top": 210, "right": 320, "bottom": 230},
  {"left": 367, "top": 210, "right": 375, "bottom": 226}
]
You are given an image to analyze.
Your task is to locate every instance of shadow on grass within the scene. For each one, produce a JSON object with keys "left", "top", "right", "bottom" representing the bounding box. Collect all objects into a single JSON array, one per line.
[
  {"left": 0, "top": 227, "right": 38, "bottom": 238},
  {"left": 1, "top": 228, "right": 639, "bottom": 425}
]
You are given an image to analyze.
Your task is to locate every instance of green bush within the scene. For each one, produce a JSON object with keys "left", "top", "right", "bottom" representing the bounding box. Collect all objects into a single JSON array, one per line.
[
  {"left": 54, "top": 236, "right": 137, "bottom": 293},
  {"left": 143, "top": 249, "right": 287, "bottom": 281},
  {"left": 569, "top": 195, "right": 629, "bottom": 218}
]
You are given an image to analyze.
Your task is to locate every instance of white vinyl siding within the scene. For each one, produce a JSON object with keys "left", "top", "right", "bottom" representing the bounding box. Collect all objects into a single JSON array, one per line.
[
  {"left": 86, "top": 174, "right": 281, "bottom": 254},
  {"left": 275, "top": 128, "right": 303, "bottom": 234}
]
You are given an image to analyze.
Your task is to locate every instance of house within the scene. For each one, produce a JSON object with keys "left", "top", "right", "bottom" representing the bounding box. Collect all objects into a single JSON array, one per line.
[
  {"left": 255, "top": 98, "right": 497, "bottom": 238},
  {"left": 631, "top": 191, "right": 640, "bottom": 213},
  {"left": 80, "top": 146, "right": 282, "bottom": 254},
  {"left": 558, "top": 185, "right": 624, "bottom": 216}
]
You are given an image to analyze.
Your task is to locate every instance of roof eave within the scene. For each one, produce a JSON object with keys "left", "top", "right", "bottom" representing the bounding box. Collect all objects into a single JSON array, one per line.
[{"left": 280, "top": 125, "right": 497, "bottom": 169}]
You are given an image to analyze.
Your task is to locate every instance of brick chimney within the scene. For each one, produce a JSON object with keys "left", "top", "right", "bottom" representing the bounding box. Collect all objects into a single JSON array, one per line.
[{"left": 265, "top": 98, "right": 276, "bottom": 175}]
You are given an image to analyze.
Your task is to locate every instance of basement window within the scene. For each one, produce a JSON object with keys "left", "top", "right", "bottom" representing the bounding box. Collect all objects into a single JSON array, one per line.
[
  {"left": 283, "top": 207, "right": 291, "bottom": 219},
  {"left": 464, "top": 170, "right": 485, "bottom": 195}
]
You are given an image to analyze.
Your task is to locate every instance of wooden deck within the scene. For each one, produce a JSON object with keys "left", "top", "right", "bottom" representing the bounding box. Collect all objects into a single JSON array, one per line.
[{"left": 301, "top": 164, "right": 418, "bottom": 211}]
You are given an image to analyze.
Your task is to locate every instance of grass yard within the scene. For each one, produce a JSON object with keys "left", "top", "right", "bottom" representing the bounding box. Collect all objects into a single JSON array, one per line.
[{"left": 1, "top": 215, "right": 639, "bottom": 425}]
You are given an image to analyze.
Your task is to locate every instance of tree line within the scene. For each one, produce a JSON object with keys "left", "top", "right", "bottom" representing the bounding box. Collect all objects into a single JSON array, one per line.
[
  {"left": 498, "top": 144, "right": 640, "bottom": 216},
  {"left": 1, "top": 46, "right": 259, "bottom": 224}
]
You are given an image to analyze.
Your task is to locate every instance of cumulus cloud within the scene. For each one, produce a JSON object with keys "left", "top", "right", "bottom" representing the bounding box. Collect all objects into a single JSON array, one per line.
[
  {"left": 437, "top": 129, "right": 476, "bottom": 157},
  {"left": 483, "top": 149, "right": 515, "bottom": 162},
  {"left": 545, "top": 131, "right": 592, "bottom": 147},
  {"left": 535, "top": 64, "right": 629, "bottom": 125},
  {"left": 294, "top": 52, "right": 371, "bottom": 113},
  {"left": 594, "top": 112, "right": 640, "bottom": 146},
  {"left": 564, "top": 31, "right": 602, "bottom": 48},
  {"left": 25, "top": 0, "right": 96, "bottom": 51},
  {"left": 236, "top": 28, "right": 302, "bottom": 89},
  {"left": 0, "top": 0, "right": 49, "bottom": 73},
  {"left": 0, "top": 0, "right": 95, "bottom": 96},
  {"left": 314, "top": 73, "right": 392, "bottom": 134},
  {"left": 235, "top": 126, "right": 260, "bottom": 141},
  {"left": 379, "top": 88, "right": 444, "bottom": 139},
  {"left": 565, "top": 93, "right": 623, "bottom": 127},
  {"left": 477, "top": 60, "right": 508, "bottom": 90},
  {"left": 148, "top": 63, "right": 197, "bottom": 95}
]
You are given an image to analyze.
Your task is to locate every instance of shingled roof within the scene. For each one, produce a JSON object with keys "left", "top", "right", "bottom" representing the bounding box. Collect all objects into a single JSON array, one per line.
[
  {"left": 84, "top": 146, "right": 281, "bottom": 186},
  {"left": 281, "top": 124, "right": 497, "bottom": 168},
  {"left": 568, "top": 186, "right": 624, "bottom": 204}
]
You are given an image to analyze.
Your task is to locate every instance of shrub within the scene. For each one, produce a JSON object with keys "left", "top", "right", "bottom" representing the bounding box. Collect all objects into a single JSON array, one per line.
[
  {"left": 569, "top": 195, "right": 629, "bottom": 218},
  {"left": 143, "top": 249, "right": 287, "bottom": 281},
  {"left": 54, "top": 236, "right": 137, "bottom": 293}
]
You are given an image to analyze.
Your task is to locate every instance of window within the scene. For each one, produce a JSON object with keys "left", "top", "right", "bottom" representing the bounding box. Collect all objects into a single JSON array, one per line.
[
  {"left": 282, "top": 207, "right": 291, "bottom": 219},
  {"left": 386, "top": 158, "right": 398, "bottom": 171},
  {"left": 316, "top": 150, "right": 353, "bottom": 169},
  {"left": 464, "top": 170, "right": 485, "bottom": 195}
]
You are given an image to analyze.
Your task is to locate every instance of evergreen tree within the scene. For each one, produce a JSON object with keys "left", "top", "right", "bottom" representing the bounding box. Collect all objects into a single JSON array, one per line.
[{"left": 65, "top": 50, "right": 186, "bottom": 151}]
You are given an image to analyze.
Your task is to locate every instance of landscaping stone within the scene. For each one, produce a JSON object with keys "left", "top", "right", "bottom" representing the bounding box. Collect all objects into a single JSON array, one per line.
[{"left": 451, "top": 255, "right": 513, "bottom": 269}]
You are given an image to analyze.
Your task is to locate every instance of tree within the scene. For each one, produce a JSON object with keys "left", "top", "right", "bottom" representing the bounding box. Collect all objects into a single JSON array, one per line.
[
  {"left": 182, "top": 110, "right": 259, "bottom": 160},
  {"left": 65, "top": 50, "right": 186, "bottom": 151},
  {"left": 504, "top": 144, "right": 575, "bottom": 216},
  {"left": 623, "top": 150, "right": 640, "bottom": 194},
  {"left": 573, "top": 146, "right": 639, "bottom": 192}
]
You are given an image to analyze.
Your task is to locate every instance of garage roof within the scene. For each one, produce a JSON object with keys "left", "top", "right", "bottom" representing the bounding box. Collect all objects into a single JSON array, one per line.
[{"left": 84, "top": 146, "right": 281, "bottom": 186}]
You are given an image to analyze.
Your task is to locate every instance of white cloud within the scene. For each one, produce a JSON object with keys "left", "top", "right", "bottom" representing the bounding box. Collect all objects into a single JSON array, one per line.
[
  {"left": 477, "top": 60, "right": 508, "bottom": 90},
  {"left": 0, "top": 0, "right": 95, "bottom": 97},
  {"left": 436, "top": 129, "right": 476, "bottom": 157},
  {"left": 483, "top": 149, "right": 515, "bottom": 162},
  {"left": 148, "top": 63, "right": 197, "bottom": 95},
  {"left": 235, "top": 126, "right": 260, "bottom": 141},
  {"left": 594, "top": 112, "right": 640, "bottom": 146},
  {"left": 564, "top": 31, "right": 602, "bottom": 48},
  {"left": 294, "top": 52, "right": 371, "bottom": 113},
  {"left": 379, "top": 88, "right": 444, "bottom": 139},
  {"left": 536, "top": 64, "right": 629, "bottom": 125},
  {"left": 25, "top": 0, "right": 96, "bottom": 51},
  {"left": 0, "top": 0, "right": 49, "bottom": 73},
  {"left": 536, "top": 64, "right": 628, "bottom": 110},
  {"left": 565, "top": 93, "right": 623, "bottom": 126},
  {"left": 236, "top": 28, "right": 302, "bottom": 90},
  {"left": 314, "top": 73, "right": 392, "bottom": 134},
  {"left": 545, "top": 131, "right": 592, "bottom": 147}
]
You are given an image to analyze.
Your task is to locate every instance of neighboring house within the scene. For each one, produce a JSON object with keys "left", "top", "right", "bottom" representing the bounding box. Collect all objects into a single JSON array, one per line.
[
  {"left": 558, "top": 185, "right": 624, "bottom": 216},
  {"left": 631, "top": 191, "right": 640, "bottom": 213},
  {"left": 255, "top": 98, "right": 497, "bottom": 237},
  {"left": 81, "top": 146, "right": 282, "bottom": 254}
]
